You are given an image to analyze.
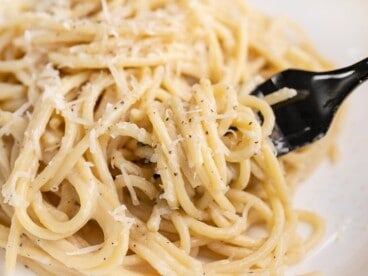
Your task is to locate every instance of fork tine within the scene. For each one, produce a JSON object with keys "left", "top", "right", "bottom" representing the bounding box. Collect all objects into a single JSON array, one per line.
[{"left": 270, "top": 123, "right": 292, "bottom": 156}]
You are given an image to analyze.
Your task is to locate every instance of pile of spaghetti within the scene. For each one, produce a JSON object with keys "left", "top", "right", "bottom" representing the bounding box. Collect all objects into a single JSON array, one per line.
[{"left": 0, "top": 0, "right": 340, "bottom": 275}]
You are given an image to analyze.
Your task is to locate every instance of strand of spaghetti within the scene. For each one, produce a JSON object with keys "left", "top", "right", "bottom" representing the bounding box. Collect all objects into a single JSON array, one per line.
[
  {"left": 231, "top": 16, "right": 249, "bottom": 83},
  {"left": 148, "top": 102, "right": 203, "bottom": 219},
  {"left": 49, "top": 52, "right": 188, "bottom": 69},
  {"left": 81, "top": 73, "right": 115, "bottom": 125},
  {"left": 230, "top": 160, "right": 251, "bottom": 190},
  {"left": 169, "top": 97, "right": 204, "bottom": 168},
  {"left": 0, "top": 140, "right": 11, "bottom": 180},
  {"left": 129, "top": 240, "right": 177, "bottom": 276},
  {"left": 146, "top": 232, "right": 203, "bottom": 274},
  {"left": 194, "top": 80, "right": 228, "bottom": 184},
  {"left": 33, "top": 190, "right": 129, "bottom": 273},
  {"left": 2, "top": 94, "right": 54, "bottom": 205},
  {"left": 15, "top": 162, "right": 96, "bottom": 239},
  {"left": 30, "top": 173, "right": 97, "bottom": 234},
  {"left": 271, "top": 231, "right": 286, "bottom": 269},
  {"left": 207, "top": 242, "right": 253, "bottom": 259},
  {"left": 170, "top": 97, "right": 235, "bottom": 211},
  {"left": 84, "top": 135, "right": 117, "bottom": 194},
  {"left": 184, "top": 208, "right": 249, "bottom": 240},
  {"left": 0, "top": 58, "right": 33, "bottom": 72},
  {"left": 0, "top": 225, "right": 81, "bottom": 275},
  {"left": 5, "top": 216, "right": 22, "bottom": 274},
  {"left": 33, "top": 70, "right": 154, "bottom": 190},
  {"left": 6, "top": 73, "right": 89, "bottom": 198},
  {"left": 29, "top": 114, "right": 78, "bottom": 194},
  {"left": 0, "top": 83, "right": 25, "bottom": 100},
  {"left": 209, "top": 203, "right": 232, "bottom": 227},
  {"left": 37, "top": 213, "right": 128, "bottom": 273},
  {"left": 2, "top": 11, "right": 182, "bottom": 37},
  {"left": 143, "top": 238, "right": 190, "bottom": 275},
  {"left": 226, "top": 189, "right": 273, "bottom": 220},
  {"left": 200, "top": 11, "right": 223, "bottom": 82},
  {"left": 241, "top": 95, "right": 275, "bottom": 137},
  {"left": 200, "top": 147, "right": 236, "bottom": 212},
  {"left": 110, "top": 122, "right": 153, "bottom": 146},
  {"left": 115, "top": 175, "right": 159, "bottom": 201},
  {"left": 262, "top": 143, "right": 290, "bottom": 204},
  {"left": 297, "top": 210, "right": 325, "bottom": 253},
  {"left": 204, "top": 197, "right": 285, "bottom": 273},
  {"left": 22, "top": 31, "right": 94, "bottom": 45},
  {"left": 170, "top": 212, "right": 191, "bottom": 254},
  {"left": 213, "top": 84, "right": 238, "bottom": 135}
]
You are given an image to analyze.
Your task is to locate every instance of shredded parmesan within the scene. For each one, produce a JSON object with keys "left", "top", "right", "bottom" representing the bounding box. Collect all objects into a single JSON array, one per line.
[
  {"left": 120, "top": 167, "right": 139, "bottom": 206},
  {"left": 109, "top": 205, "right": 135, "bottom": 227},
  {"left": 89, "top": 129, "right": 97, "bottom": 154},
  {"left": 39, "top": 64, "right": 65, "bottom": 111}
]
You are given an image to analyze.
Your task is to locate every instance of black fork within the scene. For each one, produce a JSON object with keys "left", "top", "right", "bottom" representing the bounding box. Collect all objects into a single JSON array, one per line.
[{"left": 251, "top": 57, "right": 368, "bottom": 156}]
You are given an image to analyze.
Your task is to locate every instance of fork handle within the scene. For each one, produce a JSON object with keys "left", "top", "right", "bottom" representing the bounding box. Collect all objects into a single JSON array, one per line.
[
  {"left": 355, "top": 57, "right": 368, "bottom": 83},
  {"left": 316, "top": 57, "right": 368, "bottom": 106}
]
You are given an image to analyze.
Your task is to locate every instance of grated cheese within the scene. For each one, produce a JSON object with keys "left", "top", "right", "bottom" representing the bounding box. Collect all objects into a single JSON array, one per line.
[
  {"left": 89, "top": 129, "right": 97, "bottom": 154},
  {"left": 109, "top": 204, "right": 135, "bottom": 227},
  {"left": 40, "top": 64, "right": 65, "bottom": 111},
  {"left": 120, "top": 167, "right": 139, "bottom": 206}
]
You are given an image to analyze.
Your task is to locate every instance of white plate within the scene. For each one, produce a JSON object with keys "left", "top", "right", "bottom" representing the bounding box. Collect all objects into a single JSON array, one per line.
[
  {"left": 248, "top": 0, "right": 368, "bottom": 275},
  {"left": 2, "top": 1, "right": 368, "bottom": 275}
]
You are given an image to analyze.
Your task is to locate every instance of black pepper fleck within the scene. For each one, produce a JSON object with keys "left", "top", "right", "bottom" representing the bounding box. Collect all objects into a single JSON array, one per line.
[{"left": 137, "top": 141, "right": 146, "bottom": 147}]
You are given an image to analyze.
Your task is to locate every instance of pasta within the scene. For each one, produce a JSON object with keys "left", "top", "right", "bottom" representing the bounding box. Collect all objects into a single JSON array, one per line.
[{"left": 0, "top": 0, "right": 341, "bottom": 275}]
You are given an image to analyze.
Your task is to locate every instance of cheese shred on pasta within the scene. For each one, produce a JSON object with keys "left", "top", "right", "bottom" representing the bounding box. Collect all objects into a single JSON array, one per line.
[{"left": 0, "top": 0, "right": 340, "bottom": 275}]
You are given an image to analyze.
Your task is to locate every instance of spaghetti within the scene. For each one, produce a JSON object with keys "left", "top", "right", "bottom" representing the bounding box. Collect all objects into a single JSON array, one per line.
[{"left": 0, "top": 0, "right": 339, "bottom": 275}]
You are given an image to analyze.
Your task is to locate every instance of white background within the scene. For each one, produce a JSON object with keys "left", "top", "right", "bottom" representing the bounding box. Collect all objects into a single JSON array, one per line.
[{"left": 248, "top": 0, "right": 368, "bottom": 275}]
